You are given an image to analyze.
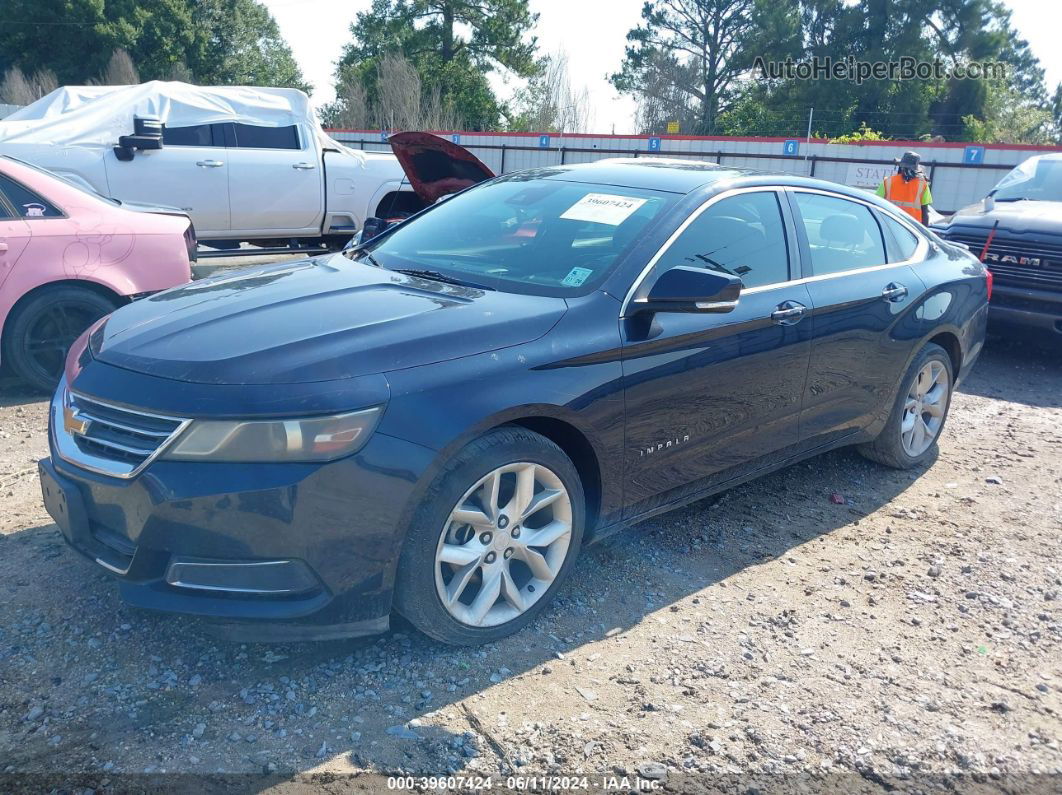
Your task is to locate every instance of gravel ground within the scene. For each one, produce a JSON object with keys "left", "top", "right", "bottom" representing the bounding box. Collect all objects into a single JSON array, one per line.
[{"left": 0, "top": 334, "right": 1059, "bottom": 792}]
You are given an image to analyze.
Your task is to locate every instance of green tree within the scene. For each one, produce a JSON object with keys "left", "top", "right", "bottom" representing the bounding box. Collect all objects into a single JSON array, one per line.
[
  {"left": 186, "top": 0, "right": 308, "bottom": 90},
  {"left": 1052, "top": 84, "right": 1062, "bottom": 144},
  {"left": 610, "top": 0, "right": 784, "bottom": 135},
  {"left": 331, "top": 0, "right": 539, "bottom": 130},
  {"left": 0, "top": 0, "right": 306, "bottom": 91},
  {"left": 961, "top": 77, "right": 1055, "bottom": 144},
  {"left": 720, "top": 0, "right": 1053, "bottom": 142}
]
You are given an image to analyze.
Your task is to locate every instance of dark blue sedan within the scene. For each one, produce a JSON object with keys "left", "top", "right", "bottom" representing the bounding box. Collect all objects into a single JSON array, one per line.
[{"left": 39, "top": 158, "right": 989, "bottom": 644}]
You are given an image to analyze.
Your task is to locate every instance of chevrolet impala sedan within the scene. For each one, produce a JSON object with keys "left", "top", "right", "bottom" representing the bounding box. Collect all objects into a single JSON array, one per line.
[{"left": 39, "top": 159, "right": 989, "bottom": 644}]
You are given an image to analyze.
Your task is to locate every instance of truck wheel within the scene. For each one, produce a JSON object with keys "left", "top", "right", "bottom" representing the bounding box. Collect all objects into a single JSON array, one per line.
[
  {"left": 4, "top": 286, "right": 118, "bottom": 392},
  {"left": 394, "top": 427, "right": 585, "bottom": 645}
]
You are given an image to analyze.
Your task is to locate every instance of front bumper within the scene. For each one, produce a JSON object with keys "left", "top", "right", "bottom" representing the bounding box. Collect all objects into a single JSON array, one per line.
[
  {"left": 989, "top": 284, "right": 1062, "bottom": 335},
  {"left": 42, "top": 405, "right": 435, "bottom": 640}
]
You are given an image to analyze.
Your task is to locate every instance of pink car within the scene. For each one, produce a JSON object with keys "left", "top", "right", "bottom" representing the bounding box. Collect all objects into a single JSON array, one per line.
[{"left": 0, "top": 156, "right": 194, "bottom": 390}]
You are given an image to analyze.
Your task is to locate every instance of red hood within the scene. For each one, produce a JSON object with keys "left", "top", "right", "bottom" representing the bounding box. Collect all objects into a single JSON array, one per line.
[{"left": 388, "top": 131, "right": 495, "bottom": 203}]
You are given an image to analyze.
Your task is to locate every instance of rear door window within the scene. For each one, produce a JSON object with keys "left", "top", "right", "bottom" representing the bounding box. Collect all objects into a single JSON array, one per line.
[
  {"left": 793, "top": 192, "right": 886, "bottom": 275},
  {"left": 231, "top": 124, "right": 300, "bottom": 150},
  {"left": 0, "top": 175, "right": 62, "bottom": 218}
]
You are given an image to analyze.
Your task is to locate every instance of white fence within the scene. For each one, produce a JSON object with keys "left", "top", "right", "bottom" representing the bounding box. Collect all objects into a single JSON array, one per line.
[{"left": 329, "top": 129, "right": 1062, "bottom": 214}]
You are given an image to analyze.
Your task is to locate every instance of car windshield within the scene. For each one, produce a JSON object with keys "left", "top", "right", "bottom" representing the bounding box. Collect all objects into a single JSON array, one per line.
[
  {"left": 992, "top": 155, "right": 1062, "bottom": 202},
  {"left": 356, "top": 175, "right": 676, "bottom": 296}
]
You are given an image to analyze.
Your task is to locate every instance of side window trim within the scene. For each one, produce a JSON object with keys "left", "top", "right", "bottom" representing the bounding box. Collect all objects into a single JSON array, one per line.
[
  {"left": 622, "top": 187, "right": 796, "bottom": 314},
  {"left": 0, "top": 187, "right": 17, "bottom": 219},
  {"left": 784, "top": 187, "right": 926, "bottom": 278},
  {"left": 873, "top": 208, "right": 903, "bottom": 263}
]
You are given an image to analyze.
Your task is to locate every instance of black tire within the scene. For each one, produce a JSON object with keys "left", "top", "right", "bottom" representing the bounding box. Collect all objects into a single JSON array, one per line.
[
  {"left": 858, "top": 342, "right": 954, "bottom": 470},
  {"left": 394, "top": 427, "right": 585, "bottom": 645},
  {"left": 3, "top": 286, "right": 118, "bottom": 392}
]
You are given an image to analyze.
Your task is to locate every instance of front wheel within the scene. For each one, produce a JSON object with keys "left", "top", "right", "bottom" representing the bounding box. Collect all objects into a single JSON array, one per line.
[
  {"left": 394, "top": 427, "right": 584, "bottom": 645},
  {"left": 859, "top": 342, "right": 953, "bottom": 469}
]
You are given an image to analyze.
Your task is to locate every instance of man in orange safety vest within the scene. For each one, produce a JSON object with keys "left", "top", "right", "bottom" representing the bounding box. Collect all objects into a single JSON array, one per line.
[{"left": 876, "top": 150, "right": 934, "bottom": 225}]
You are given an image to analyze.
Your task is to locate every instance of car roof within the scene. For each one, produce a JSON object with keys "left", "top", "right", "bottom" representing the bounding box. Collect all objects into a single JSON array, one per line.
[
  {"left": 529, "top": 157, "right": 887, "bottom": 204},
  {"left": 528, "top": 158, "right": 752, "bottom": 193}
]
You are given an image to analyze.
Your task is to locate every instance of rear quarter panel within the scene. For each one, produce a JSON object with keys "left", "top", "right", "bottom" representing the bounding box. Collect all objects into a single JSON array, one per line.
[
  {"left": 911, "top": 241, "right": 989, "bottom": 381},
  {"left": 0, "top": 159, "right": 192, "bottom": 347},
  {"left": 859, "top": 241, "right": 989, "bottom": 439}
]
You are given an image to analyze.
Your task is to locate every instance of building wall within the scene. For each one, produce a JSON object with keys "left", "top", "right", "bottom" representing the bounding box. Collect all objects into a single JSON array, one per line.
[{"left": 329, "top": 129, "right": 1062, "bottom": 213}]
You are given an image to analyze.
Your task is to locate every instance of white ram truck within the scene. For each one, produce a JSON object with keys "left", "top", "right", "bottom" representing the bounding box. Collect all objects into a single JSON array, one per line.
[{"left": 0, "top": 81, "right": 423, "bottom": 250}]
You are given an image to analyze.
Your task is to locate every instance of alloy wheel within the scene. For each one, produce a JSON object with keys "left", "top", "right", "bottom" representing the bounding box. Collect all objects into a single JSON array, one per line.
[
  {"left": 434, "top": 462, "right": 573, "bottom": 628},
  {"left": 900, "top": 359, "right": 949, "bottom": 457},
  {"left": 24, "top": 301, "right": 104, "bottom": 384}
]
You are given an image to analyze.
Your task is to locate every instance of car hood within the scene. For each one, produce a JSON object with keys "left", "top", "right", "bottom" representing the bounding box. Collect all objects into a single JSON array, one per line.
[
  {"left": 388, "top": 131, "right": 495, "bottom": 203},
  {"left": 941, "top": 200, "right": 1062, "bottom": 236},
  {"left": 90, "top": 254, "right": 566, "bottom": 385}
]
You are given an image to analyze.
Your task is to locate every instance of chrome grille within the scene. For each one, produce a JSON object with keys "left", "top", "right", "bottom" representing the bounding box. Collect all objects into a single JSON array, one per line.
[
  {"left": 53, "top": 382, "right": 189, "bottom": 478},
  {"left": 943, "top": 232, "right": 1062, "bottom": 290}
]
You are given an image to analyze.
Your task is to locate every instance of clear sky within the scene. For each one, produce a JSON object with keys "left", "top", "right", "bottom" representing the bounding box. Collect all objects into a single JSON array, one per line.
[{"left": 261, "top": 0, "right": 1062, "bottom": 134}]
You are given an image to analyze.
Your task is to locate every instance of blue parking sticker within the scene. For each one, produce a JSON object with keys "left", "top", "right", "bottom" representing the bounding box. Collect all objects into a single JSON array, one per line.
[
  {"left": 964, "top": 145, "right": 985, "bottom": 164},
  {"left": 539, "top": 134, "right": 551, "bottom": 148},
  {"left": 647, "top": 137, "right": 661, "bottom": 152},
  {"left": 451, "top": 133, "right": 461, "bottom": 144},
  {"left": 561, "top": 267, "right": 593, "bottom": 287},
  {"left": 783, "top": 139, "right": 799, "bottom": 156},
  {"left": 380, "top": 130, "right": 390, "bottom": 142}
]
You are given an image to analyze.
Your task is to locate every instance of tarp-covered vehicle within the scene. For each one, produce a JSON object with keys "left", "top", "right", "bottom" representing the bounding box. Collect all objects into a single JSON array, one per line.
[{"left": 0, "top": 82, "right": 421, "bottom": 250}]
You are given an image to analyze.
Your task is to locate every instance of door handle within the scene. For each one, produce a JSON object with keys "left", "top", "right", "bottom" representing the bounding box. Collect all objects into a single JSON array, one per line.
[
  {"left": 771, "top": 301, "right": 807, "bottom": 325},
  {"left": 0, "top": 242, "right": 8, "bottom": 252},
  {"left": 195, "top": 159, "right": 224, "bottom": 168},
  {"left": 292, "top": 162, "right": 316, "bottom": 170},
  {"left": 881, "top": 282, "right": 908, "bottom": 302}
]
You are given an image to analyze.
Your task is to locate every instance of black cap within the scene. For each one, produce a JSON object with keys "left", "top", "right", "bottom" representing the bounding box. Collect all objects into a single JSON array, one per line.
[{"left": 896, "top": 150, "right": 922, "bottom": 170}]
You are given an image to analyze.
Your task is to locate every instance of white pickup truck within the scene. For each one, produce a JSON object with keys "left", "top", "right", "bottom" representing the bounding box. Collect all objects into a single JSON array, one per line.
[{"left": 0, "top": 81, "right": 424, "bottom": 249}]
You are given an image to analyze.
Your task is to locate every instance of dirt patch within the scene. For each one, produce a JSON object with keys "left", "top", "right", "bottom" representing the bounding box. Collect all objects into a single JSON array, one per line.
[{"left": 0, "top": 335, "right": 1059, "bottom": 790}]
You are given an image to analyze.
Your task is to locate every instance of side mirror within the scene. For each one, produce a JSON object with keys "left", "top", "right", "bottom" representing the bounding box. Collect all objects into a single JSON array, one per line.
[
  {"left": 629, "top": 265, "right": 742, "bottom": 315},
  {"left": 114, "top": 116, "right": 163, "bottom": 161},
  {"left": 983, "top": 193, "right": 995, "bottom": 213}
]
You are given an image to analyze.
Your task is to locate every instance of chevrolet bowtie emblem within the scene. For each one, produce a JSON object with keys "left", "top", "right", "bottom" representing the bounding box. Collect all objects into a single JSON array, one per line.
[{"left": 63, "top": 404, "right": 91, "bottom": 436}]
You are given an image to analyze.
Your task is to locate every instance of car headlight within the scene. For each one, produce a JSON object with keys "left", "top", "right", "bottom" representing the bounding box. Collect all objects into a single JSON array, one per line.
[{"left": 161, "top": 407, "right": 382, "bottom": 462}]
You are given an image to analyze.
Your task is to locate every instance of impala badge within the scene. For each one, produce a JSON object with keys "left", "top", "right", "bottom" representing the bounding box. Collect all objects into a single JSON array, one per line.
[{"left": 639, "top": 434, "right": 691, "bottom": 457}]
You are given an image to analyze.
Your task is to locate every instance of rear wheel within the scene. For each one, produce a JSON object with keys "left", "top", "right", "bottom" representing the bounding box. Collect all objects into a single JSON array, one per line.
[
  {"left": 4, "top": 286, "right": 118, "bottom": 392},
  {"left": 858, "top": 342, "right": 953, "bottom": 469},
  {"left": 394, "top": 427, "right": 584, "bottom": 645}
]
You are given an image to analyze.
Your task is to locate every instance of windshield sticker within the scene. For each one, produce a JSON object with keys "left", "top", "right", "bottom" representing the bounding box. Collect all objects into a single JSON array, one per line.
[
  {"left": 561, "top": 266, "right": 593, "bottom": 287},
  {"left": 560, "top": 193, "right": 647, "bottom": 226}
]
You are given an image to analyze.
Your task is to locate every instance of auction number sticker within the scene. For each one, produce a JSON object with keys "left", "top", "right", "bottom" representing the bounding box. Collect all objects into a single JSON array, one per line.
[
  {"left": 560, "top": 193, "right": 646, "bottom": 226},
  {"left": 561, "top": 267, "right": 593, "bottom": 287}
]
